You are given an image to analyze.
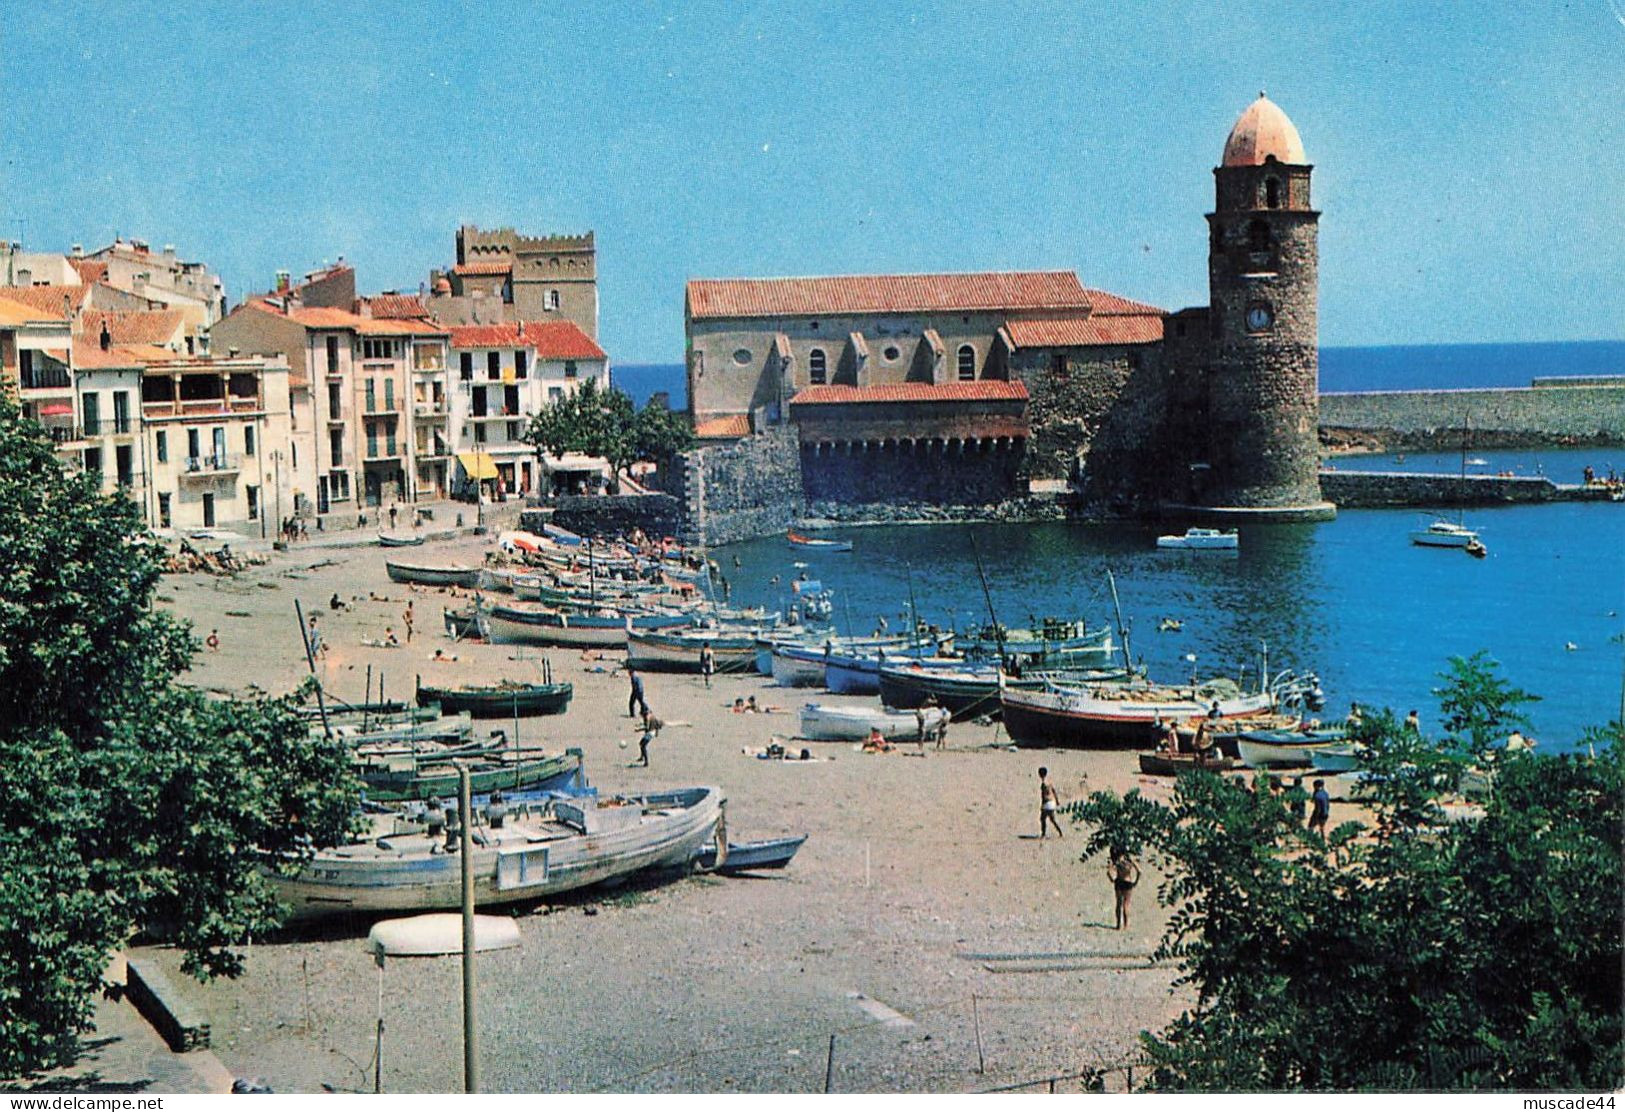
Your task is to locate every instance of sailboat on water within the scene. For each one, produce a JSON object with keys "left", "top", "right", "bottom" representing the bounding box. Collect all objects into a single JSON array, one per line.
[{"left": 1410, "top": 415, "right": 1485, "bottom": 554}]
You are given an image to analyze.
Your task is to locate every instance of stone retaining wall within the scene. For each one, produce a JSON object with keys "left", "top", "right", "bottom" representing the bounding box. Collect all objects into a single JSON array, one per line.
[
  {"left": 678, "top": 426, "right": 804, "bottom": 546},
  {"left": 545, "top": 493, "right": 683, "bottom": 540},
  {"left": 1319, "top": 470, "right": 1562, "bottom": 508}
]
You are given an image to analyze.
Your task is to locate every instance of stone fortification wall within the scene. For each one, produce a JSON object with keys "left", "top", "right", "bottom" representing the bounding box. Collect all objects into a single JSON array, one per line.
[
  {"left": 542, "top": 493, "right": 682, "bottom": 540},
  {"left": 1319, "top": 470, "right": 1563, "bottom": 508},
  {"left": 1320, "top": 384, "right": 1625, "bottom": 448},
  {"left": 800, "top": 440, "right": 1024, "bottom": 506},
  {"left": 678, "top": 426, "right": 803, "bottom": 545}
]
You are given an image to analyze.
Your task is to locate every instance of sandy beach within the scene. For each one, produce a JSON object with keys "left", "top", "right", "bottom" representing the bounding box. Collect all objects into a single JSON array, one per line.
[{"left": 134, "top": 527, "right": 1200, "bottom": 1093}]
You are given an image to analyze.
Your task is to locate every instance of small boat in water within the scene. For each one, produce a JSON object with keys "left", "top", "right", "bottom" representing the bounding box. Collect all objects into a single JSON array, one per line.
[
  {"left": 799, "top": 702, "right": 950, "bottom": 742},
  {"left": 415, "top": 674, "right": 573, "bottom": 718},
  {"left": 787, "top": 531, "right": 853, "bottom": 553},
  {"left": 386, "top": 559, "right": 482, "bottom": 588},
  {"left": 1157, "top": 527, "right": 1239, "bottom": 551},
  {"left": 272, "top": 785, "right": 722, "bottom": 920},
  {"left": 1410, "top": 520, "right": 1479, "bottom": 549},
  {"left": 378, "top": 532, "right": 426, "bottom": 548}
]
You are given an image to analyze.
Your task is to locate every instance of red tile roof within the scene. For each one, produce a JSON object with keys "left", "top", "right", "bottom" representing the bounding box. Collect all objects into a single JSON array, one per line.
[
  {"left": 694, "top": 414, "right": 752, "bottom": 439},
  {"left": 790, "top": 381, "right": 1029, "bottom": 405},
  {"left": 447, "top": 320, "right": 606, "bottom": 360},
  {"left": 0, "top": 285, "right": 85, "bottom": 318},
  {"left": 72, "top": 342, "right": 178, "bottom": 369},
  {"left": 688, "top": 272, "right": 1091, "bottom": 320},
  {"left": 77, "top": 309, "right": 186, "bottom": 346},
  {"left": 363, "top": 293, "right": 430, "bottom": 319},
  {"left": 1004, "top": 314, "right": 1164, "bottom": 348},
  {"left": 453, "top": 260, "right": 513, "bottom": 277},
  {"left": 279, "top": 305, "right": 444, "bottom": 335},
  {"left": 68, "top": 259, "right": 109, "bottom": 285},
  {"left": 1082, "top": 288, "right": 1165, "bottom": 316}
]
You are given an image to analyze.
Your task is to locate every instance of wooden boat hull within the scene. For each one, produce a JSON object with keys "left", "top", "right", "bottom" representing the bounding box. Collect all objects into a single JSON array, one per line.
[
  {"left": 359, "top": 751, "right": 582, "bottom": 802},
  {"left": 385, "top": 560, "right": 481, "bottom": 588},
  {"left": 625, "top": 630, "right": 760, "bottom": 672},
  {"left": 771, "top": 647, "right": 827, "bottom": 688},
  {"left": 273, "top": 786, "right": 722, "bottom": 920},
  {"left": 799, "top": 703, "right": 949, "bottom": 741},
  {"left": 693, "top": 834, "right": 806, "bottom": 873},
  {"left": 442, "top": 607, "right": 486, "bottom": 641},
  {"left": 415, "top": 682, "right": 573, "bottom": 718},
  {"left": 1235, "top": 729, "right": 1347, "bottom": 769},
  {"left": 1137, "top": 752, "right": 1239, "bottom": 776},
  {"left": 378, "top": 533, "right": 426, "bottom": 548},
  {"left": 1001, "top": 685, "right": 1276, "bottom": 748},
  {"left": 485, "top": 609, "right": 623, "bottom": 648}
]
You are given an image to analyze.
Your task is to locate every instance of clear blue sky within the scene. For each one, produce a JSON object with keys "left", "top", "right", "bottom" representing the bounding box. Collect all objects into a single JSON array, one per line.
[{"left": 3, "top": 2, "right": 1621, "bottom": 362}]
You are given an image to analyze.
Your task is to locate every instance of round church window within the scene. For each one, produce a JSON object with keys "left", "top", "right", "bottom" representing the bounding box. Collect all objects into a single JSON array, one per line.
[
  {"left": 883, "top": 345, "right": 901, "bottom": 362},
  {"left": 732, "top": 348, "right": 752, "bottom": 365}
]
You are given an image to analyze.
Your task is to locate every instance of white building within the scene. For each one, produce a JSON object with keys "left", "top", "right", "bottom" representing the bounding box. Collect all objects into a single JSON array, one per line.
[{"left": 446, "top": 320, "right": 608, "bottom": 498}]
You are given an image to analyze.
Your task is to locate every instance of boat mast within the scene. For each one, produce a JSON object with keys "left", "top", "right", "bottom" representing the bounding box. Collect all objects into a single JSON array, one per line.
[
  {"left": 905, "top": 561, "right": 922, "bottom": 659},
  {"left": 587, "top": 535, "right": 596, "bottom": 605},
  {"left": 1107, "top": 569, "right": 1133, "bottom": 674},
  {"left": 968, "top": 531, "right": 1006, "bottom": 664}
]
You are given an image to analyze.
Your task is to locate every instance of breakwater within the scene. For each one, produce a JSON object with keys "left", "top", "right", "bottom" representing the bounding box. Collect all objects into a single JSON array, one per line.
[{"left": 1320, "top": 378, "right": 1625, "bottom": 452}]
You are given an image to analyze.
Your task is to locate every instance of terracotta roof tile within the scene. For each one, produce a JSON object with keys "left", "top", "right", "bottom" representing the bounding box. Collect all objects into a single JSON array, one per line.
[
  {"left": 362, "top": 293, "right": 430, "bottom": 319},
  {"left": 790, "top": 381, "right": 1029, "bottom": 405},
  {"left": 447, "top": 321, "right": 605, "bottom": 360},
  {"left": 72, "top": 342, "right": 177, "bottom": 369},
  {"left": 1082, "top": 288, "right": 1165, "bottom": 316},
  {"left": 687, "top": 272, "right": 1091, "bottom": 320},
  {"left": 694, "top": 414, "right": 752, "bottom": 439},
  {"left": 0, "top": 299, "right": 56, "bottom": 327},
  {"left": 1004, "top": 314, "right": 1164, "bottom": 348},
  {"left": 68, "top": 259, "right": 109, "bottom": 284},
  {"left": 0, "top": 285, "right": 90, "bottom": 317},
  {"left": 76, "top": 309, "right": 186, "bottom": 346},
  {"left": 453, "top": 260, "right": 513, "bottom": 277}
]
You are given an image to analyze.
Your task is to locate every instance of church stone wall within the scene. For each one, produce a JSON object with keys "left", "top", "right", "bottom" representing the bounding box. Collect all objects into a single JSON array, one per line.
[{"left": 800, "top": 440, "right": 1024, "bottom": 506}]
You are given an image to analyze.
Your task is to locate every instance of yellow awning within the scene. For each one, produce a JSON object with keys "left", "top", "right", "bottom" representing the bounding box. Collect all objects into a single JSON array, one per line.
[{"left": 456, "top": 451, "right": 499, "bottom": 481}]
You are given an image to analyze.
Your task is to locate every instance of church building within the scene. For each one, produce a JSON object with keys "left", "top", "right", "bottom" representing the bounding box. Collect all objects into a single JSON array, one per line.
[{"left": 683, "top": 95, "right": 1333, "bottom": 521}]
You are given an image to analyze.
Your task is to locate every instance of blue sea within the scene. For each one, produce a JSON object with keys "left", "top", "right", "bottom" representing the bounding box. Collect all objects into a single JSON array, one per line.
[{"left": 616, "top": 344, "right": 1624, "bottom": 746}]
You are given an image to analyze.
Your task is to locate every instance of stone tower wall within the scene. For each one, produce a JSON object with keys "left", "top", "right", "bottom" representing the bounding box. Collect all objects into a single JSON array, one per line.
[{"left": 1204, "top": 163, "right": 1323, "bottom": 508}]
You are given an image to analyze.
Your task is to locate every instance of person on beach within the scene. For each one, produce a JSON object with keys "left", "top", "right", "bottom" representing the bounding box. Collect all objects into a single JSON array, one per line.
[
  {"left": 306, "top": 615, "right": 324, "bottom": 659},
  {"left": 1108, "top": 849, "right": 1141, "bottom": 930},
  {"left": 637, "top": 723, "right": 655, "bottom": 767},
  {"left": 1039, "top": 767, "right": 1065, "bottom": 839},
  {"left": 1404, "top": 709, "right": 1421, "bottom": 735},
  {"left": 403, "top": 601, "right": 415, "bottom": 644},
  {"left": 699, "top": 643, "right": 715, "bottom": 688},
  {"left": 627, "top": 668, "right": 649, "bottom": 718},
  {"left": 205, "top": 629, "right": 220, "bottom": 652},
  {"left": 1308, "top": 779, "right": 1331, "bottom": 834},
  {"left": 1346, "top": 701, "right": 1363, "bottom": 728},
  {"left": 934, "top": 710, "right": 949, "bottom": 751},
  {"left": 389, "top": 504, "right": 398, "bottom": 529},
  {"left": 915, "top": 702, "right": 931, "bottom": 750},
  {"left": 863, "top": 727, "right": 890, "bottom": 753},
  {"left": 384, "top": 626, "right": 400, "bottom": 647},
  {"left": 732, "top": 697, "right": 747, "bottom": 713}
]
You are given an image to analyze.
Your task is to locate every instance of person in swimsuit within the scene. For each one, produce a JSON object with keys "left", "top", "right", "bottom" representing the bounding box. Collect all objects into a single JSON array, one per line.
[
  {"left": 1039, "top": 767, "right": 1064, "bottom": 839},
  {"left": 1108, "top": 849, "right": 1142, "bottom": 930}
]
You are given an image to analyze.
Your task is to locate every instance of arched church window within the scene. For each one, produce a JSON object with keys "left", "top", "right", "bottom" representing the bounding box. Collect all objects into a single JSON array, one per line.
[
  {"left": 1265, "top": 177, "right": 1281, "bottom": 209},
  {"left": 809, "top": 348, "right": 827, "bottom": 385},
  {"left": 957, "top": 345, "right": 976, "bottom": 381}
]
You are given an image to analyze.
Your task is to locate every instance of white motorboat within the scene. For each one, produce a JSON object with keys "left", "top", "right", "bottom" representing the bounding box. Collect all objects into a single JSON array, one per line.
[
  {"left": 799, "top": 702, "right": 950, "bottom": 742},
  {"left": 272, "top": 786, "right": 722, "bottom": 920},
  {"left": 1410, "top": 520, "right": 1479, "bottom": 548},
  {"left": 1157, "top": 527, "right": 1239, "bottom": 551}
]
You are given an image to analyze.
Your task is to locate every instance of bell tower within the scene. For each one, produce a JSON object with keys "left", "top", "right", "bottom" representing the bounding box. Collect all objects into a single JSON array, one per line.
[{"left": 1203, "top": 93, "right": 1332, "bottom": 517}]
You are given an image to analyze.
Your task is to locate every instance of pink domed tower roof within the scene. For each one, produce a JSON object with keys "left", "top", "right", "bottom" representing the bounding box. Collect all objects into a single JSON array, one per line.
[{"left": 1222, "top": 93, "right": 1307, "bottom": 167}]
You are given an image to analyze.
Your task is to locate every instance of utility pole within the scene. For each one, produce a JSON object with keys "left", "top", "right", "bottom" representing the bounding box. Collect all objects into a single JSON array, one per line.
[{"left": 458, "top": 763, "right": 479, "bottom": 1093}]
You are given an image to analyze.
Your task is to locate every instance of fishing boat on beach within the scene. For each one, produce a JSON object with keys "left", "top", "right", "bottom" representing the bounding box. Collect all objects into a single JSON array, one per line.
[
  {"left": 356, "top": 749, "right": 583, "bottom": 802},
  {"left": 625, "top": 627, "right": 761, "bottom": 672},
  {"left": 385, "top": 559, "right": 481, "bottom": 588},
  {"left": 378, "top": 532, "right": 426, "bottom": 548},
  {"left": 878, "top": 659, "right": 1133, "bottom": 720},
  {"left": 954, "top": 620, "right": 1116, "bottom": 668},
  {"left": 787, "top": 531, "right": 853, "bottom": 553},
  {"left": 1137, "top": 751, "right": 1239, "bottom": 776},
  {"left": 271, "top": 785, "right": 723, "bottom": 920},
  {"left": 692, "top": 834, "right": 807, "bottom": 873},
  {"left": 415, "top": 673, "right": 573, "bottom": 718},
  {"left": 443, "top": 605, "right": 487, "bottom": 641},
  {"left": 1234, "top": 726, "right": 1348, "bottom": 768},
  {"left": 483, "top": 602, "right": 691, "bottom": 648},
  {"left": 799, "top": 702, "right": 949, "bottom": 742},
  {"left": 1000, "top": 677, "right": 1286, "bottom": 748}
]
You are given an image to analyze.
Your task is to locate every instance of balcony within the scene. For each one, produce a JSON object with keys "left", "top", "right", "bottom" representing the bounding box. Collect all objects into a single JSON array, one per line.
[
  {"left": 180, "top": 453, "right": 243, "bottom": 481},
  {"left": 469, "top": 408, "right": 524, "bottom": 421},
  {"left": 363, "top": 400, "right": 401, "bottom": 415},
  {"left": 20, "top": 367, "right": 73, "bottom": 393},
  {"left": 415, "top": 440, "right": 450, "bottom": 459},
  {"left": 143, "top": 397, "right": 261, "bottom": 418},
  {"left": 83, "top": 418, "right": 138, "bottom": 438},
  {"left": 364, "top": 442, "right": 403, "bottom": 461},
  {"left": 41, "top": 423, "right": 88, "bottom": 447}
]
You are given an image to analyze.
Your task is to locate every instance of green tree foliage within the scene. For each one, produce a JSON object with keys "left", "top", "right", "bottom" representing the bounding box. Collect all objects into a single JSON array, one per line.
[
  {"left": 1069, "top": 655, "right": 1623, "bottom": 1091},
  {"left": 0, "top": 397, "right": 362, "bottom": 1076},
  {"left": 523, "top": 379, "right": 693, "bottom": 493}
]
